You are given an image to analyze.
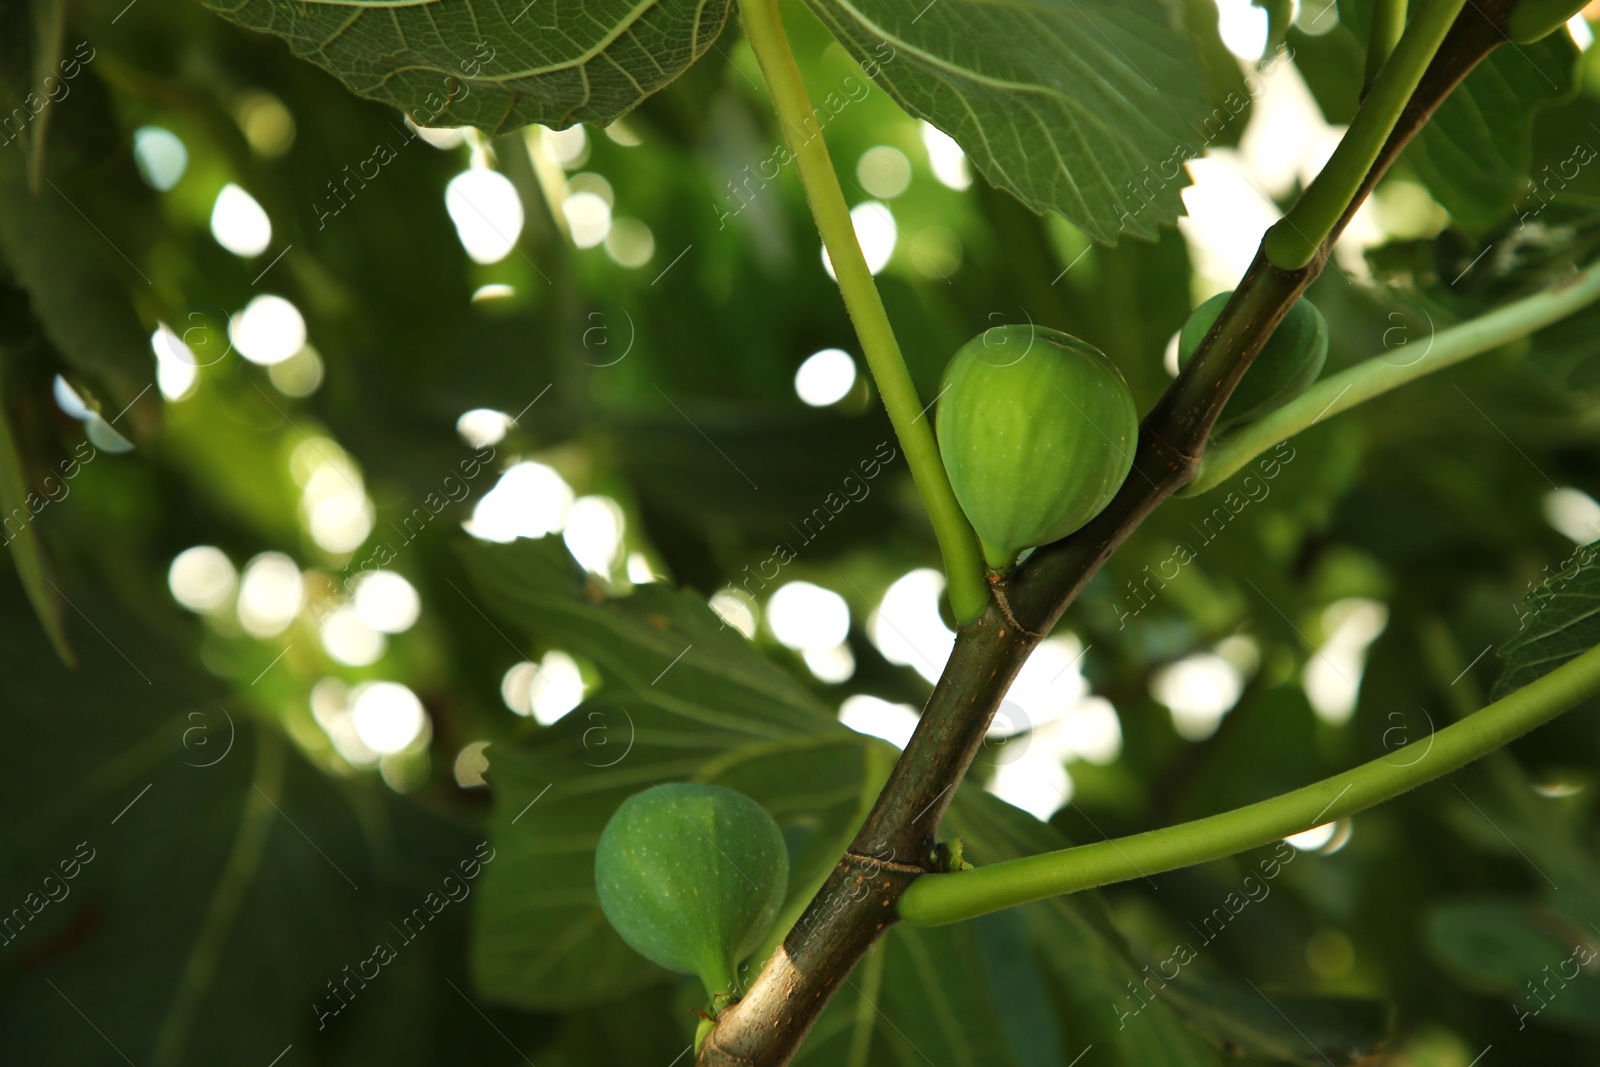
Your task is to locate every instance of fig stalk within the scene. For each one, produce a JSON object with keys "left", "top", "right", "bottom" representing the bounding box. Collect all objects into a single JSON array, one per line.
[{"left": 738, "top": 0, "right": 989, "bottom": 623}]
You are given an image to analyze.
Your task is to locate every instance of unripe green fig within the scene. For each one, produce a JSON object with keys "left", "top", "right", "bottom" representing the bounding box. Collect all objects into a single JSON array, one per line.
[
  {"left": 594, "top": 783, "right": 788, "bottom": 999},
  {"left": 936, "top": 325, "right": 1138, "bottom": 571},
  {"left": 1507, "top": 0, "right": 1587, "bottom": 43},
  {"left": 1177, "top": 291, "right": 1327, "bottom": 427}
]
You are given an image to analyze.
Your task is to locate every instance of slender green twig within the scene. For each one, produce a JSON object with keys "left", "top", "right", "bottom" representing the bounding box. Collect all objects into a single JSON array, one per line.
[
  {"left": 152, "top": 730, "right": 285, "bottom": 1065},
  {"left": 899, "top": 642, "right": 1600, "bottom": 926},
  {"left": 1365, "top": 0, "right": 1409, "bottom": 91},
  {"left": 738, "top": 0, "right": 989, "bottom": 624},
  {"left": 1265, "top": 0, "right": 1466, "bottom": 269},
  {"left": 1186, "top": 256, "right": 1600, "bottom": 495}
]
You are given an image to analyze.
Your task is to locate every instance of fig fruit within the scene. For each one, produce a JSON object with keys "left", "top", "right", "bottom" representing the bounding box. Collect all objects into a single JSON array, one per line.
[
  {"left": 594, "top": 783, "right": 788, "bottom": 999},
  {"left": 1177, "top": 291, "right": 1327, "bottom": 427},
  {"left": 936, "top": 325, "right": 1138, "bottom": 571}
]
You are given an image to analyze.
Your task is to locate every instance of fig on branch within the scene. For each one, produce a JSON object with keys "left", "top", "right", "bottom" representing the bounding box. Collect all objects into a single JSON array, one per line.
[
  {"left": 1177, "top": 290, "right": 1328, "bottom": 427},
  {"left": 936, "top": 325, "right": 1139, "bottom": 572},
  {"left": 594, "top": 783, "right": 788, "bottom": 1001}
]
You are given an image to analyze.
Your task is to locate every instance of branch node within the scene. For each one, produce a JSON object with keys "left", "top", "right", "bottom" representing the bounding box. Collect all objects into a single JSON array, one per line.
[
  {"left": 841, "top": 850, "right": 927, "bottom": 875},
  {"left": 988, "top": 578, "right": 1043, "bottom": 640}
]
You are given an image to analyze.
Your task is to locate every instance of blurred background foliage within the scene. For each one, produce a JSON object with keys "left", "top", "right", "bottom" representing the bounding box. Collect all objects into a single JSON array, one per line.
[{"left": 2, "top": 0, "right": 1600, "bottom": 1063}]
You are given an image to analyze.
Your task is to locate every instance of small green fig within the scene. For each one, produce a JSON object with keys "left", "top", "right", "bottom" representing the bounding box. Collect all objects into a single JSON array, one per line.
[
  {"left": 1177, "top": 291, "right": 1327, "bottom": 427},
  {"left": 594, "top": 783, "right": 788, "bottom": 999},
  {"left": 1507, "top": 0, "right": 1588, "bottom": 43},
  {"left": 936, "top": 325, "right": 1138, "bottom": 571}
]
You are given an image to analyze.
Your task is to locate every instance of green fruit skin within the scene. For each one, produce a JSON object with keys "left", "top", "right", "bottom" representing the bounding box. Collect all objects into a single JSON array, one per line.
[
  {"left": 936, "top": 325, "right": 1139, "bottom": 571},
  {"left": 1177, "top": 291, "right": 1328, "bottom": 427},
  {"left": 1507, "top": 0, "right": 1586, "bottom": 43},
  {"left": 594, "top": 783, "right": 788, "bottom": 997}
]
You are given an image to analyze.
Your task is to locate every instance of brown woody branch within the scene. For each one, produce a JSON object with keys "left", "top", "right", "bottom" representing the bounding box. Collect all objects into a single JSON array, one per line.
[{"left": 700, "top": 5, "right": 1514, "bottom": 1063}]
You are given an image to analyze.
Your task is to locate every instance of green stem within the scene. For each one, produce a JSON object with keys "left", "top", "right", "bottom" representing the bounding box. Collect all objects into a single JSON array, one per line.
[
  {"left": 899, "top": 642, "right": 1600, "bottom": 927},
  {"left": 1365, "top": 0, "right": 1409, "bottom": 90},
  {"left": 1186, "top": 255, "right": 1600, "bottom": 495},
  {"left": 739, "top": 0, "right": 988, "bottom": 624},
  {"left": 1265, "top": 0, "right": 1467, "bottom": 269},
  {"left": 1508, "top": 0, "right": 1589, "bottom": 42}
]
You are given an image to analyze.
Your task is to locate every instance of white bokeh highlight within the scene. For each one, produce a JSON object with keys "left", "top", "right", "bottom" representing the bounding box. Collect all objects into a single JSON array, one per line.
[
  {"left": 134, "top": 127, "right": 187, "bottom": 190},
  {"left": 767, "top": 582, "right": 850, "bottom": 651},
  {"left": 445, "top": 169, "right": 525, "bottom": 264},
  {"left": 920, "top": 122, "right": 972, "bottom": 190},
  {"left": 1544, "top": 487, "right": 1600, "bottom": 544},
  {"left": 870, "top": 569, "right": 955, "bottom": 685},
  {"left": 563, "top": 495, "right": 625, "bottom": 575},
  {"left": 466, "top": 461, "right": 574, "bottom": 543},
  {"left": 211, "top": 183, "right": 271, "bottom": 257},
  {"left": 353, "top": 570, "right": 420, "bottom": 633},
  {"left": 320, "top": 606, "right": 386, "bottom": 667},
  {"left": 151, "top": 325, "right": 199, "bottom": 401},
  {"left": 709, "top": 588, "right": 759, "bottom": 639},
  {"left": 168, "top": 546, "right": 236, "bottom": 614},
  {"left": 237, "top": 552, "right": 304, "bottom": 638},
  {"left": 823, "top": 202, "right": 897, "bottom": 278},
  {"left": 794, "top": 349, "right": 857, "bottom": 407},
  {"left": 1303, "top": 599, "right": 1388, "bottom": 725},
  {"left": 502, "top": 651, "right": 586, "bottom": 725},
  {"left": 350, "top": 681, "right": 427, "bottom": 753},
  {"left": 230, "top": 296, "right": 306, "bottom": 367},
  {"left": 457, "top": 409, "right": 513, "bottom": 449},
  {"left": 1152, "top": 652, "right": 1243, "bottom": 740},
  {"left": 839, "top": 695, "right": 919, "bottom": 749}
]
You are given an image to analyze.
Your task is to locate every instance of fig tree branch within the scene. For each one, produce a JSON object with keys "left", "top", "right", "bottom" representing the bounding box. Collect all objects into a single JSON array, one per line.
[
  {"left": 1264, "top": 0, "right": 1467, "bottom": 269},
  {"left": 700, "top": 3, "right": 1519, "bottom": 1064},
  {"left": 898, "top": 641, "right": 1600, "bottom": 924},
  {"left": 1187, "top": 255, "right": 1600, "bottom": 495},
  {"left": 739, "top": 0, "right": 990, "bottom": 625},
  {"left": 1365, "top": 0, "right": 1410, "bottom": 92},
  {"left": 1009, "top": 0, "right": 1513, "bottom": 635}
]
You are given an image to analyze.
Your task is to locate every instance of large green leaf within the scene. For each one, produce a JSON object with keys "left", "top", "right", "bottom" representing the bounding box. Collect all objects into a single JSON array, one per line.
[
  {"left": 1427, "top": 900, "right": 1600, "bottom": 1036},
  {"left": 1401, "top": 30, "right": 1578, "bottom": 229},
  {"left": 948, "top": 790, "right": 1389, "bottom": 1066},
  {"left": 0, "top": 79, "right": 150, "bottom": 412},
  {"left": 459, "top": 537, "right": 851, "bottom": 1007},
  {"left": 794, "top": 916, "right": 1064, "bottom": 1067},
  {"left": 459, "top": 537, "right": 1096, "bottom": 1065},
  {"left": 0, "top": 586, "right": 493, "bottom": 1065},
  {"left": 1495, "top": 539, "right": 1600, "bottom": 698},
  {"left": 202, "top": 0, "right": 733, "bottom": 131},
  {"left": 0, "top": 353, "right": 70, "bottom": 664},
  {"left": 800, "top": 0, "right": 1214, "bottom": 243},
  {"left": 465, "top": 537, "right": 1391, "bottom": 1062}
]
